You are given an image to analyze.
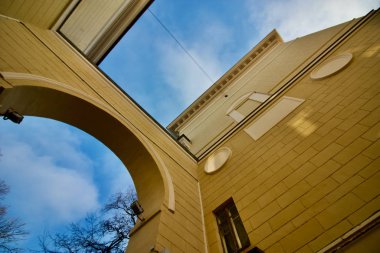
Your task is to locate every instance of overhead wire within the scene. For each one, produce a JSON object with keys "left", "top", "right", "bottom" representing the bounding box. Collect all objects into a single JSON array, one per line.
[{"left": 147, "top": 9, "right": 215, "bottom": 83}]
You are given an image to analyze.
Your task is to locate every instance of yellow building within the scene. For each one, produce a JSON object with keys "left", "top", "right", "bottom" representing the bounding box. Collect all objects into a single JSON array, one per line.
[{"left": 0, "top": 1, "right": 379, "bottom": 252}]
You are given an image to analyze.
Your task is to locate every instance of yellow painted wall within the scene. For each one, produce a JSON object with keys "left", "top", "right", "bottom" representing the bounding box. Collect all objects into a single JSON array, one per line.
[
  {"left": 197, "top": 11, "right": 380, "bottom": 253},
  {"left": 60, "top": 0, "right": 126, "bottom": 51},
  {"left": 178, "top": 20, "right": 356, "bottom": 156},
  {"left": 0, "top": 17, "right": 204, "bottom": 253},
  {"left": 1, "top": 4, "right": 379, "bottom": 253},
  {"left": 0, "top": 0, "right": 70, "bottom": 28}
]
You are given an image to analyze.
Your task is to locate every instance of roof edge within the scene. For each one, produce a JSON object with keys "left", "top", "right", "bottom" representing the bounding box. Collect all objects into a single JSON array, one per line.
[{"left": 167, "top": 29, "right": 283, "bottom": 133}]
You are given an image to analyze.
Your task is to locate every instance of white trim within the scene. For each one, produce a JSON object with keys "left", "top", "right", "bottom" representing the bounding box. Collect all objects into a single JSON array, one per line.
[
  {"left": 226, "top": 92, "right": 252, "bottom": 115},
  {"left": 84, "top": 0, "right": 135, "bottom": 54},
  {"left": 310, "top": 52, "right": 353, "bottom": 80},
  {"left": 0, "top": 71, "right": 111, "bottom": 111},
  {"left": 244, "top": 96, "right": 304, "bottom": 140},
  {"left": 249, "top": 92, "right": 270, "bottom": 102},
  {"left": 53, "top": 32, "right": 197, "bottom": 162},
  {"left": 51, "top": 0, "right": 81, "bottom": 31},
  {"left": 317, "top": 211, "right": 380, "bottom": 253},
  {"left": 226, "top": 92, "right": 270, "bottom": 123},
  {"left": 282, "top": 96, "right": 306, "bottom": 103},
  {"left": 198, "top": 182, "right": 209, "bottom": 253},
  {"left": 169, "top": 29, "right": 283, "bottom": 132},
  {"left": 204, "top": 147, "right": 232, "bottom": 174},
  {"left": 0, "top": 14, "right": 21, "bottom": 23},
  {"left": 143, "top": 140, "right": 176, "bottom": 213},
  {"left": 2, "top": 71, "right": 73, "bottom": 88},
  {"left": 1, "top": 71, "right": 176, "bottom": 213},
  {"left": 228, "top": 110, "right": 245, "bottom": 123}
]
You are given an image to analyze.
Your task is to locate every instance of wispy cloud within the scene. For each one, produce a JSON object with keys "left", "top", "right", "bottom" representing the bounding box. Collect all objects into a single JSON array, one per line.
[
  {"left": 246, "top": 0, "right": 379, "bottom": 41},
  {"left": 0, "top": 118, "right": 100, "bottom": 230},
  {"left": 1, "top": 143, "right": 99, "bottom": 223},
  {"left": 0, "top": 116, "right": 133, "bottom": 250},
  {"left": 156, "top": 20, "right": 232, "bottom": 107},
  {"left": 100, "top": 0, "right": 378, "bottom": 128},
  {"left": 152, "top": 0, "right": 379, "bottom": 121},
  {"left": 95, "top": 149, "right": 134, "bottom": 198}
]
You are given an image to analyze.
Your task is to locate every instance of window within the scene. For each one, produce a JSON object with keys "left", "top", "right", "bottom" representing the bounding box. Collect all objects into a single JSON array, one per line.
[
  {"left": 226, "top": 92, "right": 270, "bottom": 123},
  {"left": 244, "top": 96, "right": 304, "bottom": 140},
  {"left": 214, "top": 198, "right": 250, "bottom": 253}
]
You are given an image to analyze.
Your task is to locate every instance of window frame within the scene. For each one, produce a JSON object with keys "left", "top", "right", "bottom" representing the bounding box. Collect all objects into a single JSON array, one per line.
[
  {"left": 214, "top": 198, "right": 250, "bottom": 253},
  {"left": 226, "top": 92, "right": 270, "bottom": 123}
]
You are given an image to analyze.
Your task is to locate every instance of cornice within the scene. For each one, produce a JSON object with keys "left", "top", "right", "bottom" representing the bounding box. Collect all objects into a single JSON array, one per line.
[
  {"left": 195, "top": 9, "right": 377, "bottom": 160},
  {"left": 85, "top": 0, "right": 153, "bottom": 64},
  {"left": 58, "top": 0, "right": 153, "bottom": 65},
  {"left": 168, "top": 29, "right": 283, "bottom": 133}
]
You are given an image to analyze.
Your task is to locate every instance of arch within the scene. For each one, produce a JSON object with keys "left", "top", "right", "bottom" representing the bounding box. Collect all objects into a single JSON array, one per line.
[{"left": 0, "top": 72, "right": 175, "bottom": 219}]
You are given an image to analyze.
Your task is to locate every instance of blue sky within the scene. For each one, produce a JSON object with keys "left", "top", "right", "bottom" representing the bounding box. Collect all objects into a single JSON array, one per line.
[{"left": 0, "top": 0, "right": 378, "bottom": 250}]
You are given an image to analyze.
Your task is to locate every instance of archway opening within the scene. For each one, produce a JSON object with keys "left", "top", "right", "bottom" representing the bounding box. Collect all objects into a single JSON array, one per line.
[
  {"left": 0, "top": 83, "right": 169, "bottom": 251},
  {"left": 0, "top": 116, "right": 135, "bottom": 249}
]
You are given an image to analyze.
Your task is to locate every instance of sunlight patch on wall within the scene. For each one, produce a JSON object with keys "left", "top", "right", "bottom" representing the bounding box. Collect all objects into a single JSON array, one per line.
[
  {"left": 287, "top": 111, "right": 318, "bottom": 137},
  {"left": 244, "top": 96, "right": 304, "bottom": 140}
]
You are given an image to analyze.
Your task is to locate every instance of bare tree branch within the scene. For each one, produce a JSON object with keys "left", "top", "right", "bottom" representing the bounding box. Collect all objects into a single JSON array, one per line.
[
  {"left": 0, "top": 180, "right": 28, "bottom": 252},
  {"left": 40, "top": 189, "right": 137, "bottom": 253}
]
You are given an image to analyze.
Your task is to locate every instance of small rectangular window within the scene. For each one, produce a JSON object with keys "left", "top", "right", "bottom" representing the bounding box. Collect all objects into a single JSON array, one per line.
[{"left": 214, "top": 198, "right": 250, "bottom": 253}]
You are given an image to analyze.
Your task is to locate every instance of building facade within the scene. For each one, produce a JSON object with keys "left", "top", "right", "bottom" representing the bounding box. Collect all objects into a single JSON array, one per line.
[{"left": 0, "top": 1, "right": 379, "bottom": 252}]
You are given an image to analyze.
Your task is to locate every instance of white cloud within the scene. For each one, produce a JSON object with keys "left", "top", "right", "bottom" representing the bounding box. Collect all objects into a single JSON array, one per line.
[
  {"left": 96, "top": 149, "right": 134, "bottom": 197},
  {"left": 0, "top": 118, "right": 100, "bottom": 230},
  {"left": 0, "top": 116, "right": 134, "bottom": 251},
  {"left": 154, "top": 0, "right": 379, "bottom": 112},
  {"left": 157, "top": 20, "right": 232, "bottom": 106},
  {"left": 246, "top": 0, "right": 379, "bottom": 41},
  {"left": 4, "top": 118, "right": 94, "bottom": 175},
  {"left": 1, "top": 143, "right": 99, "bottom": 222}
]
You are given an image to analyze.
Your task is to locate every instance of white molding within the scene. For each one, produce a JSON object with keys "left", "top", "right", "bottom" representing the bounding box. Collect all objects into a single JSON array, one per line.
[
  {"left": 249, "top": 92, "right": 270, "bottom": 102},
  {"left": 226, "top": 92, "right": 270, "bottom": 123},
  {"left": 169, "top": 29, "right": 283, "bottom": 132},
  {"left": 51, "top": 0, "right": 81, "bottom": 31},
  {"left": 317, "top": 211, "right": 380, "bottom": 253},
  {"left": 244, "top": 96, "right": 304, "bottom": 140},
  {"left": 1, "top": 71, "right": 176, "bottom": 213},
  {"left": 0, "top": 14, "right": 21, "bottom": 23},
  {"left": 0, "top": 71, "right": 111, "bottom": 111},
  {"left": 2, "top": 71, "right": 72, "bottom": 88},
  {"left": 198, "top": 182, "right": 209, "bottom": 253},
  {"left": 84, "top": 0, "right": 135, "bottom": 54},
  {"left": 143, "top": 140, "right": 176, "bottom": 213},
  {"left": 204, "top": 147, "right": 232, "bottom": 174},
  {"left": 53, "top": 32, "right": 197, "bottom": 162},
  {"left": 228, "top": 110, "right": 245, "bottom": 123},
  {"left": 226, "top": 92, "right": 252, "bottom": 115},
  {"left": 310, "top": 52, "right": 353, "bottom": 80}
]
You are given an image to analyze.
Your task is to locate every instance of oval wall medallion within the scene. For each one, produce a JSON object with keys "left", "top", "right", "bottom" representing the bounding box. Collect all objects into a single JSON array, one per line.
[
  {"left": 310, "top": 52, "right": 353, "bottom": 80},
  {"left": 204, "top": 147, "right": 232, "bottom": 174}
]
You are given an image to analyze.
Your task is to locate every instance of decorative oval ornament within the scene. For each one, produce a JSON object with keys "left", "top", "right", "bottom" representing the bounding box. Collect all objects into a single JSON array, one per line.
[
  {"left": 204, "top": 147, "right": 232, "bottom": 174},
  {"left": 310, "top": 52, "right": 353, "bottom": 80}
]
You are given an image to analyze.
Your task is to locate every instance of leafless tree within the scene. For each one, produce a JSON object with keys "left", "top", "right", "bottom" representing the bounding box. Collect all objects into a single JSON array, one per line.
[
  {"left": 0, "top": 180, "right": 28, "bottom": 253},
  {"left": 39, "top": 188, "right": 137, "bottom": 253}
]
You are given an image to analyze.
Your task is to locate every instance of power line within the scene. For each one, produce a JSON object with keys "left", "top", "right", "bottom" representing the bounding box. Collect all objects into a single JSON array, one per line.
[{"left": 147, "top": 9, "right": 215, "bottom": 83}]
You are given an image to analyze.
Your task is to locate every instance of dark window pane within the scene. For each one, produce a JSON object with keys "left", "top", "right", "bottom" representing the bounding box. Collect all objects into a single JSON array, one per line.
[
  {"left": 233, "top": 216, "right": 250, "bottom": 248},
  {"left": 223, "top": 231, "right": 237, "bottom": 253},
  {"left": 214, "top": 199, "right": 250, "bottom": 253}
]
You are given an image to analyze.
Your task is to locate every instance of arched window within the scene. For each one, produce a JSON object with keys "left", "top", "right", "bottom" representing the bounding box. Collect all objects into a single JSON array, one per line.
[{"left": 226, "top": 92, "right": 270, "bottom": 123}]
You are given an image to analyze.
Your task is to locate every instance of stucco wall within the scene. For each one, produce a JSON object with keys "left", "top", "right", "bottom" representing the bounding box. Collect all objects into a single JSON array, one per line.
[
  {"left": 0, "top": 17, "right": 204, "bottom": 253},
  {"left": 198, "top": 11, "right": 380, "bottom": 253}
]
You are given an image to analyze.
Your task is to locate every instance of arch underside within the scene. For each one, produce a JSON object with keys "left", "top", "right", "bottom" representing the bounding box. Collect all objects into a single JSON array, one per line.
[{"left": 0, "top": 73, "right": 176, "bottom": 250}]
